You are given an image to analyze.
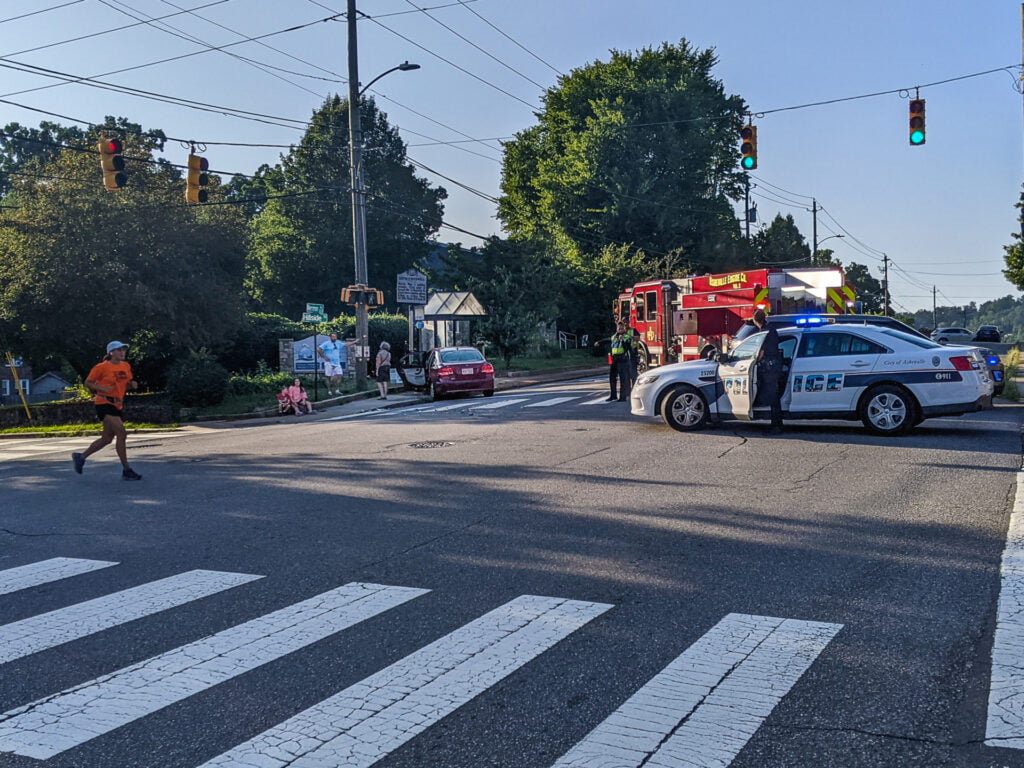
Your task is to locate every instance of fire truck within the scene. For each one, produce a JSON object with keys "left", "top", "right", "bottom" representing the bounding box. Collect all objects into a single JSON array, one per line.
[{"left": 614, "top": 267, "right": 856, "bottom": 372}]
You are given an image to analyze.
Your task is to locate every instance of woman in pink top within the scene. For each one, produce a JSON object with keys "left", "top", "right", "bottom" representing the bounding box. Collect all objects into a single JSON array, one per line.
[{"left": 285, "top": 379, "right": 315, "bottom": 415}]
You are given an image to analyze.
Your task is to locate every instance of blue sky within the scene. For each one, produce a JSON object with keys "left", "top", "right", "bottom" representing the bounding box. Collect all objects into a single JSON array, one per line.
[{"left": 0, "top": 0, "right": 1020, "bottom": 314}]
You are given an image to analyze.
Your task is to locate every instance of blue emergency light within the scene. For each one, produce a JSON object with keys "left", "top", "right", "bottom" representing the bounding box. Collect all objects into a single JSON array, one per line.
[
  {"left": 794, "top": 316, "right": 827, "bottom": 327},
  {"left": 987, "top": 356, "right": 999, "bottom": 366}
]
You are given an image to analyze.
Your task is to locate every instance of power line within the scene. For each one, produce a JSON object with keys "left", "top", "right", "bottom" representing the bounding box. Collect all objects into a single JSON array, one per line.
[
  {"left": 455, "top": 0, "right": 562, "bottom": 76},
  {"left": 0, "top": 0, "right": 85, "bottom": 25}
]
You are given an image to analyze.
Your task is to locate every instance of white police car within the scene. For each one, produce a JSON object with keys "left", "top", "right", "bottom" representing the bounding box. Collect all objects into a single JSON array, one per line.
[{"left": 630, "top": 321, "right": 993, "bottom": 436}]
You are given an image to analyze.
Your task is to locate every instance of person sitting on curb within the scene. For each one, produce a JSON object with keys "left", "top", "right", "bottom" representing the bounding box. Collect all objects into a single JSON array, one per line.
[
  {"left": 276, "top": 386, "right": 294, "bottom": 415},
  {"left": 285, "top": 379, "right": 315, "bottom": 415}
]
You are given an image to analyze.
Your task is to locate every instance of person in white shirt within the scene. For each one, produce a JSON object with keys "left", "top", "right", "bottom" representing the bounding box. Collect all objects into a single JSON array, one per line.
[{"left": 317, "top": 332, "right": 348, "bottom": 395}]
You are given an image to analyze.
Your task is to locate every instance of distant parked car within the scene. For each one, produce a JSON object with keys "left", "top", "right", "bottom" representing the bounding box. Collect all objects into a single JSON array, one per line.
[
  {"left": 424, "top": 346, "right": 495, "bottom": 400},
  {"left": 974, "top": 325, "right": 1002, "bottom": 343},
  {"left": 976, "top": 347, "right": 1005, "bottom": 395},
  {"left": 931, "top": 327, "right": 974, "bottom": 344}
]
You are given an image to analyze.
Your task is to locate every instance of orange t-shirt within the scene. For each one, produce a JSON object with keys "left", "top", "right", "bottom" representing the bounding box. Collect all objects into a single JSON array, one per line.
[{"left": 87, "top": 360, "right": 133, "bottom": 408}]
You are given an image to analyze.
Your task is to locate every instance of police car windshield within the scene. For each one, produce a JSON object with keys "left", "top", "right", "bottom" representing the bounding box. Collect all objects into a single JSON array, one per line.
[{"left": 878, "top": 328, "right": 942, "bottom": 349}]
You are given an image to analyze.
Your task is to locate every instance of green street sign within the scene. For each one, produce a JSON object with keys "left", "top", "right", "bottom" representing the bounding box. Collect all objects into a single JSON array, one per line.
[
  {"left": 306, "top": 302, "right": 325, "bottom": 315},
  {"left": 302, "top": 312, "right": 328, "bottom": 323}
]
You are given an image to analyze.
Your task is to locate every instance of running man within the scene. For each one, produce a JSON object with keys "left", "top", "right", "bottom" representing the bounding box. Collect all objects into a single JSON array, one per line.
[{"left": 71, "top": 341, "right": 142, "bottom": 480}]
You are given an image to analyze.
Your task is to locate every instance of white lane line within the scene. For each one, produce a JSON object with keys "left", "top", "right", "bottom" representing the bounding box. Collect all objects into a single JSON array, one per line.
[
  {"left": 465, "top": 397, "right": 528, "bottom": 410},
  {"left": 0, "top": 582, "right": 428, "bottom": 760},
  {"left": 581, "top": 395, "right": 611, "bottom": 405},
  {"left": 200, "top": 595, "right": 612, "bottom": 768},
  {"left": 0, "top": 558, "right": 118, "bottom": 597},
  {"left": 987, "top": 471, "right": 1024, "bottom": 748},
  {"left": 524, "top": 396, "right": 582, "bottom": 408},
  {"left": 0, "top": 570, "right": 263, "bottom": 666},
  {"left": 551, "top": 613, "right": 842, "bottom": 768}
]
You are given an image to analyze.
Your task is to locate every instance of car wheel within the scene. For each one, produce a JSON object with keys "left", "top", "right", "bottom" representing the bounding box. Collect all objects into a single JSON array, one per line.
[
  {"left": 483, "top": 389, "right": 494, "bottom": 397},
  {"left": 859, "top": 384, "right": 916, "bottom": 436},
  {"left": 660, "top": 385, "right": 709, "bottom": 432},
  {"left": 429, "top": 381, "right": 444, "bottom": 401}
]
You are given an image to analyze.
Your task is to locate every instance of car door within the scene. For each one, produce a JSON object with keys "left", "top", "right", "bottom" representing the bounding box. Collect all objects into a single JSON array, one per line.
[
  {"left": 788, "top": 330, "right": 887, "bottom": 414},
  {"left": 715, "top": 334, "right": 762, "bottom": 419}
]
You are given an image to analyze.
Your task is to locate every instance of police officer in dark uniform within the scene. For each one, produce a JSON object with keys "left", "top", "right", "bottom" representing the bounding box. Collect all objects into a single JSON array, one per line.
[
  {"left": 752, "top": 309, "right": 784, "bottom": 434},
  {"left": 606, "top": 321, "right": 632, "bottom": 402}
]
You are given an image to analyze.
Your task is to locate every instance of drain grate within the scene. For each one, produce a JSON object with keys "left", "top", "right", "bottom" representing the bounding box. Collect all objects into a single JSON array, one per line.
[{"left": 409, "top": 441, "right": 454, "bottom": 449}]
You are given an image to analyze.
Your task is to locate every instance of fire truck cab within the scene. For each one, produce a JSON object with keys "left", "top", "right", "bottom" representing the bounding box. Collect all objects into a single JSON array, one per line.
[{"left": 615, "top": 268, "right": 855, "bottom": 373}]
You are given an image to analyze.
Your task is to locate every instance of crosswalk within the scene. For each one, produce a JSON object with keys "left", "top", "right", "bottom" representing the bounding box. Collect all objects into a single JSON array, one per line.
[
  {"left": 326, "top": 388, "right": 622, "bottom": 421},
  {"left": 0, "top": 430, "right": 191, "bottom": 463},
  {"left": 0, "top": 556, "right": 842, "bottom": 766}
]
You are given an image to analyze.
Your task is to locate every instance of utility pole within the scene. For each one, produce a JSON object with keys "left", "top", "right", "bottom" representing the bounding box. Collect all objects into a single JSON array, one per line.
[
  {"left": 932, "top": 286, "right": 937, "bottom": 330},
  {"left": 882, "top": 253, "right": 891, "bottom": 317},
  {"left": 347, "top": 0, "right": 369, "bottom": 391},
  {"left": 744, "top": 179, "right": 750, "bottom": 240},
  {"left": 811, "top": 198, "right": 818, "bottom": 266}
]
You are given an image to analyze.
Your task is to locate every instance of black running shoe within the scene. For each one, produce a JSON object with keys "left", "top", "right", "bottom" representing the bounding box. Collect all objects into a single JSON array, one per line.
[
  {"left": 72, "top": 453, "right": 85, "bottom": 474},
  {"left": 122, "top": 468, "right": 143, "bottom": 481}
]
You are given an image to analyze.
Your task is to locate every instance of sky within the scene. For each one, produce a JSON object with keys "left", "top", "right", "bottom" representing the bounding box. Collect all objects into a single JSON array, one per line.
[{"left": 0, "top": 0, "right": 1020, "bottom": 315}]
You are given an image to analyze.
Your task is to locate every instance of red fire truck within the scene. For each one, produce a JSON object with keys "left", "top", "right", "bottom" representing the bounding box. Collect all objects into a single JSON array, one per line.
[{"left": 614, "top": 267, "right": 856, "bottom": 371}]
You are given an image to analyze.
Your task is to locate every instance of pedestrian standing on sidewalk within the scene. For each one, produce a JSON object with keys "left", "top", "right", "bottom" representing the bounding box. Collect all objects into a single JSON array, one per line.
[
  {"left": 375, "top": 341, "right": 392, "bottom": 400},
  {"left": 606, "top": 321, "right": 633, "bottom": 402},
  {"left": 71, "top": 341, "right": 142, "bottom": 480},
  {"left": 317, "top": 331, "right": 347, "bottom": 395}
]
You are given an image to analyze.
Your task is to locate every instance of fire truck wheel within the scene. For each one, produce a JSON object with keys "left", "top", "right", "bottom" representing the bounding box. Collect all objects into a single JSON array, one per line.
[
  {"left": 700, "top": 345, "right": 718, "bottom": 360},
  {"left": 858, "top": 384, "right": 917, "bottom": 436},
  {"left": 660, "top": 385, "right": 709, "bottom": 432}
]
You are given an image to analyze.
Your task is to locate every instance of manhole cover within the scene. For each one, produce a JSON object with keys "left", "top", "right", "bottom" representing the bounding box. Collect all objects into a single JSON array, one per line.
[{"left": 409, "top": 441, "right": 454, "bottom": 449}]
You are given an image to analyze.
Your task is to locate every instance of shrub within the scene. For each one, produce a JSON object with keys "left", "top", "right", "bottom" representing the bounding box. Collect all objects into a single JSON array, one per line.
[
  {"left": 166, "top": 348, "right": 231, "bottom": 406},
  {"left": 226, "top": 360, "right": 293, "bottom": 397}
]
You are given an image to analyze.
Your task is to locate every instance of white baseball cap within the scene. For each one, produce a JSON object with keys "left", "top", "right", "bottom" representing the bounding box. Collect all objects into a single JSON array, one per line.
[{"left": 106, "top": 340, "right": 128, "bottom": 354}]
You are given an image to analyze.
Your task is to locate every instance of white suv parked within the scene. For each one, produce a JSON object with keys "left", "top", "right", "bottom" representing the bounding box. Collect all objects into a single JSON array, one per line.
[{"left": 931, "top": 327, "right": 974, "bottom": 344}]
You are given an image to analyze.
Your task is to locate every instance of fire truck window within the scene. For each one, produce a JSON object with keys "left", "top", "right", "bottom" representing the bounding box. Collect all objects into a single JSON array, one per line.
[
  {"left": 646, "top": 291, "right": 658, "bottom": 322},
  {"left": 635, "top": 294, "right": 645, "bottom": 321}
]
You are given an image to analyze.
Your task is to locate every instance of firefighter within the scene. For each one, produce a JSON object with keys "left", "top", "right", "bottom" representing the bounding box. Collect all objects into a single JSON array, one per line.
[
  {"left": 752, "top": 309, "right": 784, "bottom": 434},
  {"left": 606, "top": 321, "right": 632, "bottom": 402}
]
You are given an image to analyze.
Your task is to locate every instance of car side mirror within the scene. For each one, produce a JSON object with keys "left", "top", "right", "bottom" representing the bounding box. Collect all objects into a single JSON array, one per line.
[{"left": 712, "top": 351, "right": 725, "bottom": 363}]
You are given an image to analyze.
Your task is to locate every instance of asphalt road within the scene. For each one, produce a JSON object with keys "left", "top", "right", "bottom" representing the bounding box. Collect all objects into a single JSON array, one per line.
[{"left": 0, "top": 377, "right": 1022, "bottom": 768}]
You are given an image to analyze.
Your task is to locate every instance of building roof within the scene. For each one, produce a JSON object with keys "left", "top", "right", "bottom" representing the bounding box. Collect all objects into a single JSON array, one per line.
[{"left": 423, "top": 291, "right": 487, "bottom": 320}]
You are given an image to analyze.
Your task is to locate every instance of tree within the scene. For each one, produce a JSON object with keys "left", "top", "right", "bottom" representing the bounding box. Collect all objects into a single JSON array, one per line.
[
  {"left": 844, "top": 262, "right": 884, "bottom": 314},
  {"left": 750, "top": 214, "right": 810, "bottom": 266},
  {"left": 245, "top": 96, "right": 446, "bottom": 318},
  {"left": 1004, "top": 190, "right": 1024, "bottom": 290},
  {"left": 498, "top": 40, "right": 749, "bottom": 275},
  {"left": 0, "top": 119, "right": 246, "bottom": 380},
  {"left": 443, "top": 238, "right": 562, "bottom": 368}
]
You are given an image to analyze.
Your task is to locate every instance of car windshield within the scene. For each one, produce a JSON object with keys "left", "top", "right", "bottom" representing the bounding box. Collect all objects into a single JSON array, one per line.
[
  {"left": 439, "top": 349, "right": 485, "bottom": 363},
  {"left": 879, "top": 328, "right": 943, "bottom": 349}
]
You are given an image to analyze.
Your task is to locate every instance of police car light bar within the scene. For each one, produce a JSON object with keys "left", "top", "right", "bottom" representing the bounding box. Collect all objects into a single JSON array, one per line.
[{"left": 794, "top": 316, "right": 827, "bottom": 326}]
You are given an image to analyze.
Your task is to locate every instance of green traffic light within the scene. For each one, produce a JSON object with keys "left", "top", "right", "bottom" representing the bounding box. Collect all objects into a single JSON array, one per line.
[
  {"left": 910, "top": 129, "right": 925, "bottom": 145},
  {"left": 742, "top": 156, "right": 756, "bottom": 170}
]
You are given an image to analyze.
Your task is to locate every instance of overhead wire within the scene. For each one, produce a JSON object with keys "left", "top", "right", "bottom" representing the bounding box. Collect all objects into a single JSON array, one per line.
[
  {"left": 454, "top": 0, "right": 562, "bottom": 76},
  {"left": 0, "top": 1, "right": 86, "bottom": 25}
]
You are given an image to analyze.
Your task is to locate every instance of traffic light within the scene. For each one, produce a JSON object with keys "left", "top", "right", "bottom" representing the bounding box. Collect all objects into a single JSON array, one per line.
[
  {"left": 740, "top": 124, "right": 757, "bottom": 170},
  {"left": 341, "top": 285, "right": 383, "bottom": 305},
  {"left": 363, "top": 288, "right": 383, "bottom": 307},
  {"left": 98, "top": 137, "right": 126, "bottom": 190},
  {"left": 185, "top": 153, "right": 209, "bottom": 203},
  {"left": 909, "top": 99, "right": 926, "bottom": 146}
]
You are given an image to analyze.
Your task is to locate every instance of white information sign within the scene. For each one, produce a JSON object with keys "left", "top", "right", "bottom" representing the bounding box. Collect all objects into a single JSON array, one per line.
[{"left": 396, "top": 269, "right": 428, "bottom": 305}]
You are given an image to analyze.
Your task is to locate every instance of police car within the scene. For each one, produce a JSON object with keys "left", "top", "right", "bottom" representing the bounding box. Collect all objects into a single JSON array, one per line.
[{"left": 630, "top": 319, "right": 994, "bottom": 436}]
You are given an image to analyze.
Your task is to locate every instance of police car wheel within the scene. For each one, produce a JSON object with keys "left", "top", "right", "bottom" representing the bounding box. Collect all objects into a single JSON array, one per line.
[
  {"left": 859, "top": 384, "right": 916, "bottom": 436},
  {"left": 660, "top": 385, "right": 709, "bottom": 432}
]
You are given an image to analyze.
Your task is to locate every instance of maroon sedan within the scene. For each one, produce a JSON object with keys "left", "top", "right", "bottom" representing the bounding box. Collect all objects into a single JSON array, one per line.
[{"left": 425, "top": 346, "right": 495, "bottom": 400}]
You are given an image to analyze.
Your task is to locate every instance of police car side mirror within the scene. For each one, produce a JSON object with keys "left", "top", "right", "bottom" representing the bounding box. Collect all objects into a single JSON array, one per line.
[{"left": 712, "top": 350, "right": 725, "bottom": 363}]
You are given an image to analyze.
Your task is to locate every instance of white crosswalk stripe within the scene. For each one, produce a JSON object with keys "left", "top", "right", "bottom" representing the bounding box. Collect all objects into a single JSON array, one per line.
[
  {"left": 200, "top": 595, "right": 611, "bottom": 768},
  {"left": 0, "top": 556, "right": 843, "bottom": 766},
  {"left": 0, "top": 569, "right": 262, "bottom": 665},
  {"left": 524, "top": 396, "right": 583, "bottom": 408},
  {"left": 464, "top": 397, "right": 529, "bottom": 410},
  {"left": 0, "top": 432, "right": 190, "bottom": 463},
  {"left": 0, "top": 557, "right": 118, "bottom": 596},
  {"left": 0, "top": 582, "right": 428, "bottom": 759},
  {"left": 551, "top": 613, "right": 842, "bottom": 768},
  {"left": 987, "top": 471, "right": 1024, "bottom": 748}
]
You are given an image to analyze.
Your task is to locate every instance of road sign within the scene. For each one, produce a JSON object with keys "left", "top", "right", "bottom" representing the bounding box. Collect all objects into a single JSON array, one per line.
[
  {"left": 302, "top": 312, "right": 327, "bottom": 323},
  {"left": 396, "top": 269, "right": 428, "bottom": 305},
  {"left": 305, "top": 302, "right": 325, "bottom": 316}
]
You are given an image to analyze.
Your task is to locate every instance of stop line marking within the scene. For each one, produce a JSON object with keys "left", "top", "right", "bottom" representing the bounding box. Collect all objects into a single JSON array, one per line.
[
  {"left": 986, "top": 471, "right": 1024, "bottom": 749},
  {"left": 0, "top": 557, "right": 118, "bottom": 596}
]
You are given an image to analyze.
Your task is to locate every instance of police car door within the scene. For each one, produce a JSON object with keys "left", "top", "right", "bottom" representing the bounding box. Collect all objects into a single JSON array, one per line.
[
  {"left": 715, "top": 333, "right": 761, "bottom": 419},
  {"left": 789, "top": 330, "right": 885, "bottom": 414}
]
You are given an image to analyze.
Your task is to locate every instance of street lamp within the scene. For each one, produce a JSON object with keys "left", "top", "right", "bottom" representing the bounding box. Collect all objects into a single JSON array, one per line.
[
  {"left": 347, "top": 0, "right": 419, "bottom": 391},
  {"left": 812, "top": 234, "right": 844, "bottom": 264}
]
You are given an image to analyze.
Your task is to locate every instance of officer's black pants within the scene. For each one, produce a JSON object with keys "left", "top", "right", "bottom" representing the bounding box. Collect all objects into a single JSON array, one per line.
[
  {"left": 758, "top": 365, "right": 783, "bottom": 428},
  {"left": 609, "top": 357, "right": 631, "bottom": 400}
]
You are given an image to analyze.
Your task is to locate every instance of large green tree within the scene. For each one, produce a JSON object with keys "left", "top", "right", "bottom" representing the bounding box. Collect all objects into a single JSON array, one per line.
[
  {"left": 0, "top": 119, "right": 246, "bottom": 379},
  {"left": 1004, "top": 190, "right": 1024, "bottom": 290},
  {"left": 244, "top": 96, "right": 446, "bottom": 318},
  {"left": 751, "top": 214, "right": 811, "bottom": 266},
  {"left": 845, "top": 262, "right": 884, "bottom": 314},
  {"left": 498, "top": 40, "right": 749, "bottom": 275}
]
